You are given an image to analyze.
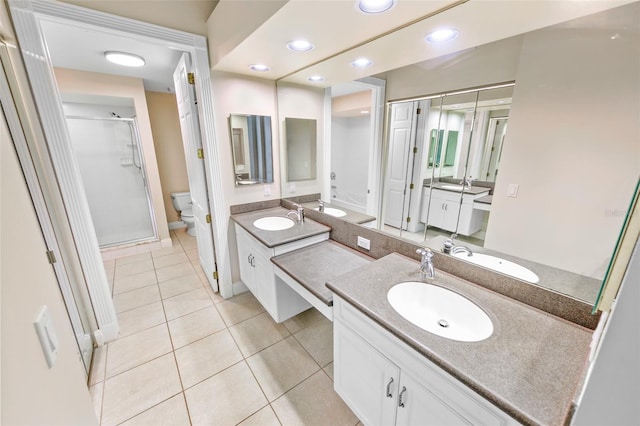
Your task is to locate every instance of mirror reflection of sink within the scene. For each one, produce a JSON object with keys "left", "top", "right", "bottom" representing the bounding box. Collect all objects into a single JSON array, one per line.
[
  {"left": 387, "top": 281, "right": 493, "bottom": 342},
  {"left": 252, "top": 216, "right": 295, "bottom": 231},
  {"left": 314, "top": 207, "right": 347, "bottom": 217},
  {"left": 438, "top": 184, "right": 465, "bottom": 191},
  {"left": 452, "top": 252, "right": 540, "bottom": 283}
]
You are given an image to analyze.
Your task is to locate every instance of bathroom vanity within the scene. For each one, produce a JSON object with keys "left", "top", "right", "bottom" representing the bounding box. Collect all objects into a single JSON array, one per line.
[
  {"left": 231, "top": 203, "right": 594, "bottom": 426},
  {"left": 420, "top": 184, "right": 490, "bottom": 236},
  {"left": 231, "top": 207, "right": 330, "bottom": 322}
]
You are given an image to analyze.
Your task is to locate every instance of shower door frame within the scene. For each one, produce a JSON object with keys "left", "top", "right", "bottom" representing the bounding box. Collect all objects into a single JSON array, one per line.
[{"left": 64, "top": 114, "right": 159, "bottom": 248}]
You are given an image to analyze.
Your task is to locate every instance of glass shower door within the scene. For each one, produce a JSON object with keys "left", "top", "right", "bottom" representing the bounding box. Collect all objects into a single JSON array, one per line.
[{"left": 66, "top": 117, "right": 156, "bottom": 247}]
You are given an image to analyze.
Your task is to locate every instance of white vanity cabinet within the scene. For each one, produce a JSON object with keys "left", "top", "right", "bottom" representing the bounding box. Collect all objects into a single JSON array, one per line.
[
  {"left": 333, "top": 297, "right": 517, "bottom": 426},
  {"left": 420, "top": 187, "right": 490, "bottom": 236},
  {"left": 234, "top": 223, "right": 328, "bottom": 322}
]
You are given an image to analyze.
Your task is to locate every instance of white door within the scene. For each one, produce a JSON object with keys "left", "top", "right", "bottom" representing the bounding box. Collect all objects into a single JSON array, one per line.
[
  {"left": 173, "top": 53, "right": 218, "bottom": 291},
  {"left": 384, "top": 102, "right": 416, "bottom": 229}
]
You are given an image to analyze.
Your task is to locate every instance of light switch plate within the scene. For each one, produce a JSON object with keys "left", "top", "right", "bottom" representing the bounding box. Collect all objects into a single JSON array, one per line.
[
  {"left": 507, "top": 184, "right": 519, "bottom": 198},
  {"left": 264, "top": 185, "right": 271, "bottom": 196},
  {"left": 34, "top": 305, "right": 58, "bottom": 369},
  {"left": 357, "top": 236, "right": 371, "bottom": 250}
]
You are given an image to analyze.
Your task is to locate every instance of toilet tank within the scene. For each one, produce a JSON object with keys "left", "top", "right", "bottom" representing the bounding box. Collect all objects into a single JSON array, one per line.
[{"left": 170, "top": 191, "right": 192, "bottom": 211}]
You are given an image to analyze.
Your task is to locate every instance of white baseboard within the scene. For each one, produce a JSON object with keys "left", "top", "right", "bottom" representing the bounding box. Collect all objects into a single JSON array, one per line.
[
  {"left": 169, "top": 221, "right": 187, "bottom": 230},
  {"left": 232, "top": 280, "right": 249, "bottom": 297}
]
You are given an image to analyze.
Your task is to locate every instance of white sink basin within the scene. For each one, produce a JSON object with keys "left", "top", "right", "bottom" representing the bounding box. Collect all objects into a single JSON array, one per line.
[
  {"left": 452, "top": 252, "right": 539, "bottom": 283},
  {"left": 387, "top": 281, "right": 493, "bottom": 342},
  {"left": 252, "top": 216, "right": 295, "bottom": 231},
  {"left": 314, "top": 207, "right": 347, "bottom": 217}
]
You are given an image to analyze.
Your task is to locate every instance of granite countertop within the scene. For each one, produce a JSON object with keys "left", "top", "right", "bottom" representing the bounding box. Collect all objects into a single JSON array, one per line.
[
  {"left": 301, "top": 201, "right": 376, "bottom": 225},
  {"left": 230, "top": 206, "right": 330, "bottom": 248},
  {"left": 326, "top": 253, "right": 592, "bottom": 426},
  {"left": 271, "top": 240, "right": 373, "bottom": 306},
  {"left": 475, "top": 194, "right": 493, "bottom": 204},
  {"left": 425, "top": 182, "right": 492, "bottom": 195}
]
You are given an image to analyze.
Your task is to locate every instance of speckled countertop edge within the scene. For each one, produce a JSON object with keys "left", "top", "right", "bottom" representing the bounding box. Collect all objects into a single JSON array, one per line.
[
  {"left": 327, "top": 253, "right": 593, "bottom": 426},
  {"left": 425, "top": 182, "right": 492, "bottom": 195},
  {"left": 299, "top": 201, "right": 376, "bottom": 225},
  {"left": 271, "top": 240, "right": 373, "bottom": 306},
  {"left": 230, "top": 207, "right": 331, "bottom": 248}
]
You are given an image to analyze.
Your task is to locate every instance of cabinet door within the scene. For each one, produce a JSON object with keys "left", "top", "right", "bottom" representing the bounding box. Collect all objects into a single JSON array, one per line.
[
  {"left": 427, "top": 194, "right": 444, "bottom": 228},
  {"left": 441, "top": 200, "right": 460, "bottom": 232},
  {"left": 252, "top": 249, "right": 278, "bottom": 320},
  {"left": 235, "top": 227, "right": 256, "bottom": 293},
  {"left": 396, "top": 371, "right": 469, "bottom": 426},
  {"left": 334, "top": 320, "right": 399, "bottom": 426}
]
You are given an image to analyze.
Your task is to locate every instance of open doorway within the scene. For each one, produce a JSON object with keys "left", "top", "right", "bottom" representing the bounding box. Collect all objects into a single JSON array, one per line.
[{"left": 8, "top": 1, "right": 227, "bottom": 356}]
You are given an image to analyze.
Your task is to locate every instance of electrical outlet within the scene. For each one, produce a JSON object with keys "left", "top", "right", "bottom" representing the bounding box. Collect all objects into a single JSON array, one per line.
[
  {"left": 507, "top": 184, "right": 519, "bottom": 198},
  {"left": 357, "top": 236, "right": 371, "bottom": 250}
]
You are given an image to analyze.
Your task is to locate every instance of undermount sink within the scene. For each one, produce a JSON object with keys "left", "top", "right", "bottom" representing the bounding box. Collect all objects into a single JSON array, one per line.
[
  {"left": 314, "top": 207, "right": 347, "bottom": 217},
  {"left": 387, "top": 281, "right": 493, "bottom": 342},
  {"left": 452, "top": 252, "right": 540, "bottom": 283},
  {"left": 252, "top": 216, "right": 295, "bottom": 231}
]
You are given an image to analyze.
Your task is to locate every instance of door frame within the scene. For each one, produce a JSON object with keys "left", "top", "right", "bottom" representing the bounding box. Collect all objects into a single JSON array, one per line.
[{"left": 9, "top": 0, "right": 230, "bottom": 341}]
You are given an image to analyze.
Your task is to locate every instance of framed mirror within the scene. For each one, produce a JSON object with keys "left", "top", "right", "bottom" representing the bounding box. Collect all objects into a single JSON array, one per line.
[
  {"left": 285, "top": 117, "right": 317, "bottom": 182},
  {"left": 228, "top": 114, "right": 273, "bottom": 186}
]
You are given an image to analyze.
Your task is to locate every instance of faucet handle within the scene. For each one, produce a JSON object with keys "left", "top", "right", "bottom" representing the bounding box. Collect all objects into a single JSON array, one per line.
[{"left": 416, "top": 247, "right": 433, "bottom": 259}]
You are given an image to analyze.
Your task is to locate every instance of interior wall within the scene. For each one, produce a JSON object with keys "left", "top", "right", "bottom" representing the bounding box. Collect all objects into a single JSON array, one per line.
[
  {"left": 380, "top": 36, "right": 522, "bottom": 101},
  {"left": 277, "top": 82, "right": 325, "bottom": 197},
  {"left": 146, "top": 91, "right": 190, "bottom": 225},
  {"left": 53, "top": 68, "right": 171, "bottom": 245},
  {"left": 484, "top": 7, "right": 639, "bottom": 278},
  {"left": 573, "top": 240, "right": 639, "bottom": 425},
  {"left": 1, "top": 114, "right": 98, "bottom": 425},
  {"left": 210, "top": 71, "right": 280, "bottom": 286}
]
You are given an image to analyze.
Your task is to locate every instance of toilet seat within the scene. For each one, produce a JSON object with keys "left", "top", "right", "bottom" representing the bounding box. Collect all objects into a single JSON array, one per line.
[{"left": 181, "top": 208, "right": 194, "bottom": 219}]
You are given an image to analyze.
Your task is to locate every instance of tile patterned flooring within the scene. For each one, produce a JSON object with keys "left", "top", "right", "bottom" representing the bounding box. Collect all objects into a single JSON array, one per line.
[{"left": 93, "top": 229, "right": 359, "bottom": 425}]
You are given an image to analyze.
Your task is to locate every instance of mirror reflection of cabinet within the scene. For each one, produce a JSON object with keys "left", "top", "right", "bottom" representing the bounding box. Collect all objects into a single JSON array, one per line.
[
  {"left": 285, "top": 117, "right": 317, "bottom": 182},
  {"left": 229, "top": 114, "right": 273, "bottom": 186}
]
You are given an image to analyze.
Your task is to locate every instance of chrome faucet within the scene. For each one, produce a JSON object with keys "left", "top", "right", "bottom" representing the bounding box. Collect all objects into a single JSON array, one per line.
[
  {"left": 318, "top": 200, "right": 325, "bottom": 212},
  {"left": 287, "top": 203, "right": 305, "bottom": 223},
  {"left": 416, "top": 248, "right": 435, "bottom": 280},
  {"left": 452, "top": 245, "right": 473, "bottom": 257},
  {"left": 460, "top": 176, "right": 473, "bottom": 188}
]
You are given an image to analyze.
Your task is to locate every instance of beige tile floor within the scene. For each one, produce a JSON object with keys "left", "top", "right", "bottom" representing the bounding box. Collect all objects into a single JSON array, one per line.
[{"left": 93, "top": 229, "right": 359, "bottom": 426}]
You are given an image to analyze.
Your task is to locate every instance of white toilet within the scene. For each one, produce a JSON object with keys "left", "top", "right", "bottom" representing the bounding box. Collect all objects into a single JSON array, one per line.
[{"left": 170, "top": 192, "right": 196, "bottom": 236}]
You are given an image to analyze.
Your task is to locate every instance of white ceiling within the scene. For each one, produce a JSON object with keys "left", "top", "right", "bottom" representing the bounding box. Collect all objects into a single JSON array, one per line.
[{"left": 40, "top": 0, "right": 637, "bottom": 93}]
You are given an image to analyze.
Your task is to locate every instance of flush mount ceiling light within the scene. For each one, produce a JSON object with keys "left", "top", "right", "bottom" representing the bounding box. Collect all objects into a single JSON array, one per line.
[
  {"left": 360, "top": 110, "right": 370, "bottom": 114},
  {"left": 287, "top": 39, "right": 315, "bottom": 52},
  {"left": 249, "top": 64, "right": 271, "bottom": 72},
  {"left": 357, "top": 0, "right": 395, "bottom": 14},
  {"left": 425, "top": 28, "right": 459, "bottom": 43},
  {"left": 104, "top": 51, "right": 145, "bottom": 67},
  {"left": 351, "top": 58, "right": 373, "bottom": 68},
  {"left": 307, "top": 75, "right": 325, "bottom": 82}
]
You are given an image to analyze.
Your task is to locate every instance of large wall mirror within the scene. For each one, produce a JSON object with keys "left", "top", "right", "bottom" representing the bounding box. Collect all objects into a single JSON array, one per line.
[
  {"left": 275, "top": 3, "right": 638, "bottom": 309},
  {"left": 285, "top": 117, "right": 317, "bottom": 182},
  {"left": 229, "top": 114, "right": 273, "bottom": 186}
]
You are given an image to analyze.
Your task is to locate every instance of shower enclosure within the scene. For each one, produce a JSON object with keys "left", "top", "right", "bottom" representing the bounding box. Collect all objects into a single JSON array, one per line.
[{"left": 65, "top": 115, "right": 157, "bottom": 248}]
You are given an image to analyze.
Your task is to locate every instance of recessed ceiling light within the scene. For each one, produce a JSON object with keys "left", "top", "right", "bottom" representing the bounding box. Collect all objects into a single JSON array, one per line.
[
  {"left": 104, "top": 51, "right": 145, "bottom": 67},
  {"left": 287, "top": 39, "right": 315, "bottom": 52},
  {"left": 249, "top": 64, "right": 271, "bottom": 72},
  {"left": 425, "top": 28, "right": 459, "bottom": 43},
  {"left": 360, "top": 110, "right": 370, "bottom": 114},
  {"left": 357, "top": 0, "right": 395, "bottom": 14},
  {"left": 308, "top": 75, "right": 325, "bottom": 82},
  {"left": 351, "top": 58, "right": 373, "bottom": 68}
]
